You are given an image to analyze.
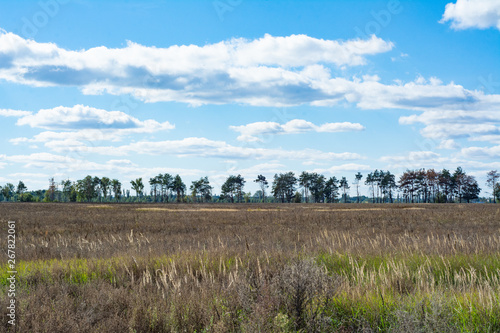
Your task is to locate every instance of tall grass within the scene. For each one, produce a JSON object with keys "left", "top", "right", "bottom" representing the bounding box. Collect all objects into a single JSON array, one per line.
[{"left": 1, "top": 203, "right": 499, "bottom": 332}]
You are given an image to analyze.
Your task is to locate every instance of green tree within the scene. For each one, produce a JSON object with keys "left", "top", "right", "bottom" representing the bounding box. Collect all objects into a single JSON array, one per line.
[
  {"left": 486, "top": 170, "right": 499, "bottom": 203},
  {"left": 161, "top": 173, "right": 173, "bottom": 202},
  {"left": 381, "top": 171, "right": 397, "bottom": 203},
  {"left": 100, "top": 177, "right": 111, "bottom": 201},
  {"left": 354, "top": 172, "right": 363, "bottom": 203},
  {"left": 221, "top": 175, "right": 245, "bottom": 203},
  {"left": 439, "top": 169, "right": 453, "bottom": 203},
  {"left": 299, "top": 172, "right": 313, "bottom": 203},
  {"left": 254, "top": 175, "right": 269, "bottom": 202},
  {"left": 365, "top": 173, "right": 376, "bottom": 203},
  {"left": 44, "top": 178, "right": 57, "bottom": 202},
  {"left": 323, "top": 177, "right": 339, "bottom": 203},
  {"left": 452, "top": 167, "right": 466, "bottom": 203},
  {"left": 309, "top": 173, "right": 325, "bottom": 203},
  {"left": 77, "top": 176, "right": 99, "bottom": 202},
  {"left": 190, "top": 177, "right": 213, "bottom": 203},
  {"left": 130, "top": 178, "right": 144, "bottom": 199},
  {"left": 271, "top": 172, "right": 297, "bottom": 203},
  {"left": 171, "top": 175, "right": 186, "bottom": 203},
  {"left": 149, "top": 176, "right": 160, "bottom": 202},
  {"left": 2, "top": 183, "right": 14, "bottom": 201},
  {"left": 340, "top": 177, "right": 350, "bottom": 203},
  {"left": 61, "top": 179, "right": 77, "bottom": 202},
  {"left": 111, "top": 179, "right": 122, "bottom": 202},
  {"left": 16, "top": 181, "right": 27, "bottom": 196},
  {"left": 462, "top": 175, "right": 481, "bottom": 203}
]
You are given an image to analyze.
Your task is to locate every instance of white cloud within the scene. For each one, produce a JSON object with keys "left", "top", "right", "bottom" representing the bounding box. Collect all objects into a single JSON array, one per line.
[
  {"left": 1, "top": 30, "right": 499, "bottom": 111},
  {"left": 9, "top": 105, "right": 175, "bottom": 147},
  {"left": 312, "top": 163, "right": 372, "bottom": 174},
  {"left": 437, "top": 139, "right": 460, "bottom": 150},
  {"left": 0, "top": 109, "right": 32, "bottom": 117},
  {"left": 441, "top": 0, "right": 500, "bottom": 30},
  {"left": 461, "top": 145, "right": 500, "bottom": 158},
  {"left": 0, "top": 31, "right": 395, "bottom": 106},
  {"left": 37, "top": 136, "right": 364, "bottom": 161},
  {"left": 230, "top": 119, "right": 364, "bottom": 142},
  {"left": 15, "top": 104, "right": 174, "bottom": 131},
  {"left": 399, "top": 109, "right": 500, "bottom": 145},
  {"left": 0, "top": 152, "right": 205, "bottom": 178},
  {"left": 381, "top": 151, "right": 442, "bottom": 164}
]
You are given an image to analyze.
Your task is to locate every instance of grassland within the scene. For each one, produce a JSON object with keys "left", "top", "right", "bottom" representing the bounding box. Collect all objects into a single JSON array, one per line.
[{"left": 1, "top": 203, "right": 500, "bottom": 332}]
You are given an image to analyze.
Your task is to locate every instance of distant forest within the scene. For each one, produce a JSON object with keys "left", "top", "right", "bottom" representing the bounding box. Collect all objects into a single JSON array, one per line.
[{"left": 2, "top": 168, "right": 500, "bottom": 204}]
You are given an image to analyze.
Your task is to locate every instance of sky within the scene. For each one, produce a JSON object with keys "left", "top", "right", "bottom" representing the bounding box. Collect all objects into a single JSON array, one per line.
[{"left": 0, "top": 0, "right": 499, "bottom": 197}]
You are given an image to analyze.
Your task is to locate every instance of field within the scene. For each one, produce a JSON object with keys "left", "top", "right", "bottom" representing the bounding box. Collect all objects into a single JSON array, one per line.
[{"left": 1, "top": 203, "right": 500, "bottom": 332}]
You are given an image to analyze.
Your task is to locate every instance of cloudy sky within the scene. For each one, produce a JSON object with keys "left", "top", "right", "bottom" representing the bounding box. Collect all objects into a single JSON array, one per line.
[{"left": 0, "top": 0, "right": 499, "bottom": 196}]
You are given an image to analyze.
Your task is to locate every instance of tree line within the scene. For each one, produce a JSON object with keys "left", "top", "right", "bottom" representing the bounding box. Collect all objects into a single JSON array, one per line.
[{"left": 1, "top": 168, "right": 499, "bottom": 203}]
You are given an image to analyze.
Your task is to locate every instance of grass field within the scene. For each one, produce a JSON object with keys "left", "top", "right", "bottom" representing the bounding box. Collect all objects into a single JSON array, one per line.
[{"left": 1, "top": 203, "right": 500, "bottom": 332}]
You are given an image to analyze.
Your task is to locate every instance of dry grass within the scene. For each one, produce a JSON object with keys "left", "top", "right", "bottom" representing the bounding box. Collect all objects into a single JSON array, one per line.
[{"left": 1, "top": 203, "right": 500, "bottom": 332}]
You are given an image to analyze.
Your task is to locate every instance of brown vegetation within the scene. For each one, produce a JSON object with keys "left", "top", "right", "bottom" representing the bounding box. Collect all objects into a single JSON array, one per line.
[{"left": 1, "top": 203, "right": 500, "bottom": 332}]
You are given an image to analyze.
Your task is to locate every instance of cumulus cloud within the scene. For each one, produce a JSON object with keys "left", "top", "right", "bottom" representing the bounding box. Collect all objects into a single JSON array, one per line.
[
  {"left": 0, "top": 109, "right": 32, "bottom": 117},
  {"left": 0, "top": 152, "right": 204, "bottom": 177},
  {"left": 380, "top": 151, "right": 442, "bottom": 167},
  {"left": 0, "top": 31, "right": 395, "bottom": 105},
  {"left": 399, "top": 109, "right": 500, "bottom": 145},
  {"left": 9, "top": 105, "right": 174, "bottom": 146},
  {"left": 441, "top": 0, "right": 500, "bottom": 30},
  {"left": 230, "top": 119, "right": 365, "bottom": 142},
  {"left": 437, "top": 139, "right": 460, "bottom": 150},
  {"left": 36, "top": 136, "right": 363, "bottom": 161},
  {"left": 16, "top": 104, "right": 174, "bottom": 131},
  {"left": 312, "top": 163, "right": 372, "bottom": 174},
  {"left": 461, "top": 145, "right": 500, "bottom": 159},
  {"left": 0, "top": 30, "right": 499, "bottom": 111}
]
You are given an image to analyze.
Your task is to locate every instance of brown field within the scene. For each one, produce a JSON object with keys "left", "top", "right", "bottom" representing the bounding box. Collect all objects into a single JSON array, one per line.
[{"left": 1, "top": 203, "right": 500, "bottom": 332}]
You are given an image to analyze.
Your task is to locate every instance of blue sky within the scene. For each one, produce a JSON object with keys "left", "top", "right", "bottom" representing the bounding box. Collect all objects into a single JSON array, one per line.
[{"left": 0, "top": 0, "right": 499, "bottom": 196}]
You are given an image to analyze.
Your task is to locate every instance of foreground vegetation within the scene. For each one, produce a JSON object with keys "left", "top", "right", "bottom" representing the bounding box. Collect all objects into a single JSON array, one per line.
[{"left": 1, "top": 203, "right": 500, "bottom": 332}]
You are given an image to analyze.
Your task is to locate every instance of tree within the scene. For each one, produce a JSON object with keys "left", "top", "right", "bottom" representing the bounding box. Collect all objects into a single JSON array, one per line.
[
  {"left": 426, "top": 169, "right": 439, "bottom": 203},
  {"left": 221, "top": 175, "right": 237, "bottom": 203},
  {"left": 77, "top": 176, "right": 99, "bottom": 202},
  {"left": 100, "top": 177, "right": 111, "bottom": 201},
  {"left": 495, "top": 184, "right": 500, "bottom": 203},
  {"left": 340, "top": 177, "right": 350, "bottom": 203},
  {"left": 149, "top": 176, "right": 160, "bottom": 202},
  {"left": 61, "top": 179, "right": 76, "bottom": 202},
  {"left": 452, "top": 167, "right": 466, "bottom": 203},
  {"left": 365, "top": 173, "right": 376, "bottom": 203},
  {"left": 299, "top": 172, "right": 313, "bottom": 203},
  {"left": 16, "top": 181, "right": 27, "bottom": 196},
  {"left": 130, "top": 178, "right": 144, "bottom": 198},
  {"left": 309, "top": 173, "right": 325, "bottom": 203},
  {"left": 171, "top": 175, "right": 186, "bottom": 203},
  {"left": 439, "top": 169, "right": 453, "bottom": 203},
  {"left": 323, "top": 177, "right": 339, "bottom": 203},
  {"left": 111, "top": 179, "right": 122, "bottom": 202},
  {"left": 44, "top": 178, "right": 57, "bottom": 202},
  {"left": 190, "top": 177, "right": 213, "bottom": 203},
  {"left": 354, "top": 172, "right": 362, "bottom": 203},
  {"left": 161, "top": 173, "right": 173, "bottom": 202},
  {"left": 462, "top": 175, "right": 481, "bottom": 203},
  {"left": 234, "top": 174, "right": 246, "bottom": 203},
  {"left": 2, "top": 183, "right": 14, "bottom": 202},
  {"left": 221, "top": 175, "right": 245, "bottom": 203},
  {"left": 254, "top": 175, "right": 269, "bottom": 202},
  {"left": 486, "top": 170, "right": 499, "bottom": 203},
  {"left": 381, "top": 171, "right": 397, "bottom": 203},
  {"left": 271, "top": 172, "right": 297, "bottom": 203}
]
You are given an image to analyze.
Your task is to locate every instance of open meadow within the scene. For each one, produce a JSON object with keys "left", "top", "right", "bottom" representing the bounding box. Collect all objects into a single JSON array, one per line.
[{"left": 2, "top": 203, "right": 500, "bottom": 332}]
